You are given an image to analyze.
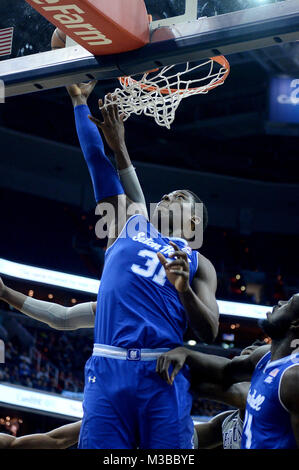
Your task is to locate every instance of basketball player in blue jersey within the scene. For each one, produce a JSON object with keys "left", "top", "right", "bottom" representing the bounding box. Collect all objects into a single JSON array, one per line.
[
  {"left": 65, "top": 81, "right": 219, "bottom": 449},
  {"left": 193, "top": 341, "right": 265, "bottom": 449},
  {"left": 157, "top": 294, "right": 299, "bottom": 448}
]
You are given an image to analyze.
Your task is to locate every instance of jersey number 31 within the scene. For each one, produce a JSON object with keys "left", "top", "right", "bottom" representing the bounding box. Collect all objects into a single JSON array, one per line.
[{"left": 131, "top": 249, "right": 169, "bottom": 286}]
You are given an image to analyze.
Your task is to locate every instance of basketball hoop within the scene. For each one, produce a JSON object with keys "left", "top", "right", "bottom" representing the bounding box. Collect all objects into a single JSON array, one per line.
[{"left": 103, "top": 56, "right": 230, "bottom": 129}]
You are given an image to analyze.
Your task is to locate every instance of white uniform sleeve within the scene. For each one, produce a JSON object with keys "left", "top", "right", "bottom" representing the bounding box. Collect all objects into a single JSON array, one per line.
[
  {"left": 119, "top": 165, "right": 148, "bottom": 216},
  {"left": 20, "top": 298, "right": 95, "bottom": 330}
]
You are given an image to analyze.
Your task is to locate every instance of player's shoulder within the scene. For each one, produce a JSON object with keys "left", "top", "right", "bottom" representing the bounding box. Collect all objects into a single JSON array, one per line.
[
  {"left": 248, "top": 345, "right": 271, "bottom": 368},
  {"left": 195, "top": 252, "right": 217, "bottom": 280},
  {"left": 280, "top": 361, "right": 299, "bottom": 412},
  {"left": 281, "top": 361, "right": 299, "bottom": 387}
]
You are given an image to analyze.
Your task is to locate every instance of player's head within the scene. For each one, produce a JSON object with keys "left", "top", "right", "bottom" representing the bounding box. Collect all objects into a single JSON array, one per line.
[
  {"left": 240, "top": 340, "right": 266, "bottom": 356},
  {"left": 259, "top": 294, "right": 299, "bottom": 342},
  {"left": 153, "top": 189, "right": 208, "bottom": 242}
]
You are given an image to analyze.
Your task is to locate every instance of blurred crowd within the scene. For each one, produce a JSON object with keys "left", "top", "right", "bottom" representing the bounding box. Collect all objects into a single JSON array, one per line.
[
  {"left": 0, "top": 324, "right": 232, "bottom": 418},
  {"left": 0, "top": 329, "right": 91, "bottom": 395}
]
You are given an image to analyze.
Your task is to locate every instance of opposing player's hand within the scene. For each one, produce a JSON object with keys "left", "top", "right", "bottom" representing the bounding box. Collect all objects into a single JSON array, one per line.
[
  {"left": 0, "top": 277, "right": 5, "bottom": 298},
  {"left": 156, "top": 347, "right": 189, "bottom": 385},
  {"left": 88, "top": 95, "right": 125, "bottom": 152},
  {"left": 157, "top": 241, "right": 190, "bottom": 293},
  {"left": 66, "top": 81, "right": 97, "bottom": 106}
]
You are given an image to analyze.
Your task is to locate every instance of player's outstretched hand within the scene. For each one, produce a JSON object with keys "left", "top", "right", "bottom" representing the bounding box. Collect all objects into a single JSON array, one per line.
[
  {"left": 88, "top": 94, "right": 125, "bottom": 153},
  {"left": 66, "top": 81, "right": 97, "bottom": 106},
  {"left": 156, "top": 347, "right": 189, "bottom": 385},
  {"left": 157, "top": 241, "right": 190, "bottom": 293}
]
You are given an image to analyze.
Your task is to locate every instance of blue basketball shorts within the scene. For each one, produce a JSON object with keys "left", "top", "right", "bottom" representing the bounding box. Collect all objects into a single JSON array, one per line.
[{"left": 78, "top": 346, "right": 194, "bottom": 449}]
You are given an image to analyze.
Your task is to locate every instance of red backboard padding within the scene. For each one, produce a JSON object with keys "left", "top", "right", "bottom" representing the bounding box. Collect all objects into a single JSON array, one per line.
[{"left": 25, "top": 0, "right": 150, "bottom": 55}]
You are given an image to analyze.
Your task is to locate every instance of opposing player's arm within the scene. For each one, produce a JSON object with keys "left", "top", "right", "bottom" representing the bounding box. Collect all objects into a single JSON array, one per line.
[
  {"left": 0, "top": 277, "right": 96, "bottom": 330},
  {"left": 156, "top": 345, "right": 270, "bottom": 386},
  {"left": 1, "top": 421, "right": 81, "bottom": 449},
  {"left": 280, "top": 365, "right": 299, "bottom": 448},
  {"left": 195, "top": 411, "right": 234, "bottom": 449}
]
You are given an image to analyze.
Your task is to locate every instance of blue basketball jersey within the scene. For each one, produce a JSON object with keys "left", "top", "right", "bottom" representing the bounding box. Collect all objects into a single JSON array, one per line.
[
  {"left": 241, "top": 351, "right": 299, "bottom": 449},
  {"left": 94, "top": 214, "right": 199, "bottom": 349}
]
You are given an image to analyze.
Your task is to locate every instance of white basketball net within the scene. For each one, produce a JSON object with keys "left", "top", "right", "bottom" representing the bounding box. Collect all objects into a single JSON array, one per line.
[{"left": 103, "top": 58, "right": 229, "bottom": 129}]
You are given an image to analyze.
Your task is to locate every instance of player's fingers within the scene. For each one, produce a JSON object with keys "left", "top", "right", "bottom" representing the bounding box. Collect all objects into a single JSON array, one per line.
[
  {"left": 111, "top": 95, "right": 119, "bottom": 120},
  {"left": 157, "top": 355, "right": 168, "bottom": 382},
  {"left": 157, "top": 355, "right": 171, "bottom": 385},
  {"left": 99, "top": 98, "right": 112, "bottom": 125},
  {"left": 156, "top": 355, "right": 162, "bottom": 373},
  {"left": 98, "top": 99, "right": 109, "bottom": 121},
  {"left": 165, "top": 259, "right": 186, "bottom": 269},
  {"left": 157, "top": 252, "right": 168, "bottom": 266},
  {"left": 167, "top": 270, "right": 188, "bottom": 277},
  {"left": 170, "top": 362, "right": 183, "bottom": 385},
  {"left": 169, "top": 241, "right": 180, "bottom": 251},
  {"left": 106, "top": 94, "right": 115, "bottom": 123},
  {"left": 169, "top": 250, "right": 188, "bottom": 261},
  {"left": 156, "top": 354, "right": 166, "bottom": 373},
  {"left": 163, "top": 358, "right": 172, "bottom": 385},
  {"left": 113, "top": 103, "right": 120, "bottom": 121}
]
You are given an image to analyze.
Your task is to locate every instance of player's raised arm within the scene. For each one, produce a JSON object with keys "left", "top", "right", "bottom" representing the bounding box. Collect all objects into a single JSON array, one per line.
[
  {"left": 0, "top": 421, "right": 81, "bottom": 449},
  {"left": 67, "top": 83, "right": 128, "bottom": 248},
  {"left": 0, "top": 276, "right": 95, "bottom": 330},
  {"left": 89, "top": 97, "right": 148, "bottom": 217},
  {"left": 156, "top": 344, "right": 270, "bottom": 387}
]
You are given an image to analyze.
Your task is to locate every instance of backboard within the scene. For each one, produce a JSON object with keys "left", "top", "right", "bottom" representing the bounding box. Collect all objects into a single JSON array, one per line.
[{"left": 0, "top": 0, "right": 298, "bottom": 97}]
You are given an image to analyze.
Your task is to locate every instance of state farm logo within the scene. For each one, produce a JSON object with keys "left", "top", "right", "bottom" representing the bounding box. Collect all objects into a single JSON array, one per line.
[
  {"left": 29, "top": 1, "right": 112, "bottom": 46},
  {"left": 277, "top": 79, "right": 299, "bottom": 105}
]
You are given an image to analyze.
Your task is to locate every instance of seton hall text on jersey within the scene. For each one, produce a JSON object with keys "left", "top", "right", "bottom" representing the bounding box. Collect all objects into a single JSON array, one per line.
[
  {"left": 247, "top": 389, "right": 265, "bottom": 411},
  {"left": 133, "top": 232, "right": 173, "bottom": 254}
]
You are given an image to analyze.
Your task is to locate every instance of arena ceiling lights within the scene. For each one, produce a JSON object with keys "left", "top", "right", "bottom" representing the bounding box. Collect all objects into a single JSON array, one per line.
[{"left": 0, "top": 258, "right": 268, "bottom": 320}]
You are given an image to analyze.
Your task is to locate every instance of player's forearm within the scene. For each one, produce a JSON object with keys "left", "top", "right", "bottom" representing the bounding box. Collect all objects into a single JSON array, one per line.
[
  {"left": 179, "top": 286, "right": 219, "bottom": 343},
  {"left": 185, "top": 348, "right": 231, "bottom": 384},
  {"left": 113, "top": 143, "right": 147, "bottom": 208},
  {"left": 10, "top": 421, "right": 81, "bottom": 449},
  {"left": 1, "top": 283, "right": 94, "bottom": 330},
  {"left": 74, "top": 103, "right": 125, "bottom": 203},
  {"left": 0, "top": 285, "right": 27, "bottom": 310},
  {"left": 196, "top": 382, "right": 250, "bottom": 410},
  {"left": 47, "top": 421, "right": 81, "bottom": 449},
  {"left": 114, "top": 142, "right": 132, "bottom": 171}
]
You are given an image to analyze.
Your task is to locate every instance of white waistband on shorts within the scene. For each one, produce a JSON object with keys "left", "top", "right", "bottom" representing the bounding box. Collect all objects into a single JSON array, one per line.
[{"left": 92, "top": 344, "right": 169, "bottom": 361}]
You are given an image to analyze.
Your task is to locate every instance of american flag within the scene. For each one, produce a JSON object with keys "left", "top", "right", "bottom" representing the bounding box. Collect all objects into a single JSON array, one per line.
[{"left": 0, "top": 27, "right": 14, "bottom": 57}]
